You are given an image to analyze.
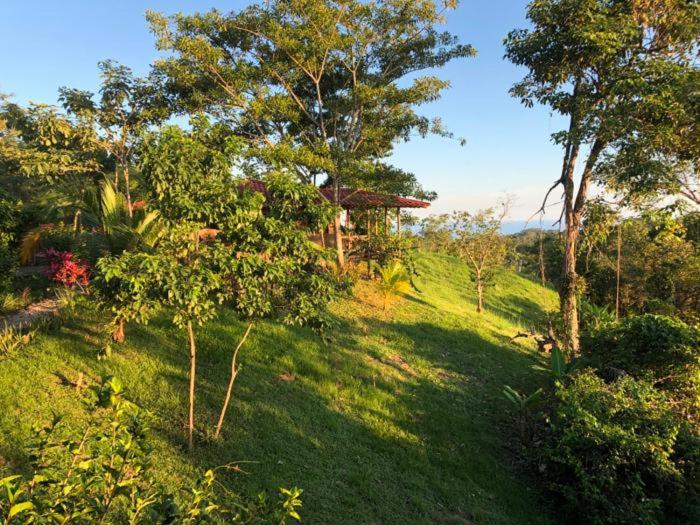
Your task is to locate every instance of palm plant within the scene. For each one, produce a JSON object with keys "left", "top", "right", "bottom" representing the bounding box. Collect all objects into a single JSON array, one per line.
[
  {"left": 373, "top": 260, "right": 411, "bottom": 310},
  {"left": 20, "top": 179, "right": 162, "bottom": 264}
]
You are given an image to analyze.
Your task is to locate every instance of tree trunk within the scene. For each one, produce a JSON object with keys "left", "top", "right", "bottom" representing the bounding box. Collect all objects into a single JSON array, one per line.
[
  {"left": 123, "top": 164, "right": 133, "bottom": 218},
  {"left": 615, "top": 222, "right": 621, "bottom": 319},
  {"left": 560, "top": 221, "right": 580, "bottom": 355},
  {"left": 186, "top": 322, "right": 197, "bottom": 452},
  {"left": 332, "top": 180, "right": 345, "bottom": 267},
  {"left": 215, "top": 321, "right": 254, "bottom": 439},
  {"left": 476, "top": 274, "right": 484, "bottom": 313}
]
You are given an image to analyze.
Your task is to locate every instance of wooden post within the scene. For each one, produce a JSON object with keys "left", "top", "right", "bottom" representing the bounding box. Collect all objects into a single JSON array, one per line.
[
  {"left": 396, "top": 208, "right": 401, "bottom": 237},
  {"left": 384, "top": 207, "right": 388, "bottom": 231},
  {"left": 366, "top": 210, "right": 371, "bottom": 239},
  {"left": 374, "top": 209, "right": 379, "bottom": 236}
]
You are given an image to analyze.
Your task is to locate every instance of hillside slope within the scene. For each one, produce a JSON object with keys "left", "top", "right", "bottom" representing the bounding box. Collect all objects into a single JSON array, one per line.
[{"left": 0, "top": 252, "right": 557, "bottom": 524}]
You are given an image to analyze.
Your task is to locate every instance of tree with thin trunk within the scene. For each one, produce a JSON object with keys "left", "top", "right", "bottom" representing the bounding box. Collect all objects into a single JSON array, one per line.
[
  {"left": 97, "top": 225, "right": 226, "bottom": 451},
  {"left": 505, "top": 0, "right": 699, "bottom": 355},
  {"left": 146, "top": 0, "right": 473, "bottom": 266},
  {"left": 449, "top": 201, "right": 509, "bottom": 313},
  {"left": 59, "top": 61, "right": 168, "bottom": 216},
  {"left": 98, "top": 121, "right": 346, "bottom": 448}
]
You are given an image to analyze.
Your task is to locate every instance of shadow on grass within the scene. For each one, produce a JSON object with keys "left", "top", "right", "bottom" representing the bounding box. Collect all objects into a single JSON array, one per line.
[{"left": 0, "top": 299, "right": 551, "bottom": 525}]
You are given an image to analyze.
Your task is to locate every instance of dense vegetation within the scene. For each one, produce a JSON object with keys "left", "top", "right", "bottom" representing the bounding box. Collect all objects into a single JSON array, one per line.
[{"left": 0, "top": 0, "right": 698, "bottom": 523}]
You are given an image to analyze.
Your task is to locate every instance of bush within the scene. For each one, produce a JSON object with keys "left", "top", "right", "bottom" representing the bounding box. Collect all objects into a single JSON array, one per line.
[
  {"left": 350, "top": 232, "right": 417, "bottom": 279},
  {"left": 0, "top": 377, "right": 303, "bottom": 524},
  {"left": 0, "top": 189, "right": 20, "bottom": 293},
  {"left": 582, "top": 315, "right": 699, "bottom": 407},
  {"left": 543, "top": 370, "right": 698, "bottom": 524}
]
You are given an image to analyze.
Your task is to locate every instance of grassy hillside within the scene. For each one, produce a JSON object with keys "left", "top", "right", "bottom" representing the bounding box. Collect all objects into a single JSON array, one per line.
[{"left": 0, "top": 252, "right": 558, "bottom": 524}]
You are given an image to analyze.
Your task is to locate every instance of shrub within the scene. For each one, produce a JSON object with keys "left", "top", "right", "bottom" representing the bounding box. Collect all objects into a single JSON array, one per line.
[
  {"left": 0, "top": 189, "right": 20, "bottom": 294},
  {"left": 0, "top": 376, "right": 303, "bottom": 524},
  {"left": 41, "top": 248, "right": 91, "bottom": 290},
  {"left": 582, "top": 314, "right": 699, "bottom": 408},
  {"left": 542, "top": 370, "right": 698, "bottom": 524},
  {"left": 351, "top": 232, "right": 417, "bottom": 279}
]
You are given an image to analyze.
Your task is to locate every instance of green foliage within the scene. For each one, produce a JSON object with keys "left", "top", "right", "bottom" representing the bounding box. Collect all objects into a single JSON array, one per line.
[
  {"left": 351, "top": 232, "right": 417, "bottom": 280},
  {"left": 0, "top": 325, "right": 34, "bottom": 358},
  {"left": 502, "top": 385, "right": 543, "bottom": 443},
  {"left": 0, "top": 376, "right": 303, "bottom": 524},
  {"left": 543, "top": 370, "right": 698, "bottom": 525},
  {"left": 139, "top": 121, "right": 251, "bottom": 226},
  {"left": 435, "top": 204, "right": 509, "bottom": 312},
  {"left": 0, "top": 189, "right": 20, "bottom": 293},
  {"left": 0, "top": 251, "right": 559, "bottom": 524},
  {"left": 417, "top": 214, "right": 452, "bottom": 253},
  {"left": 373, "top": 260, "right": 411, "bottom": 310},
  {"left": 147, "top": 0, "right": 472, "bottom": 202},
  {"left": 579, "top": 300, "right": 616, "bottom": 334},
  {"left": 532, "top": 347, "right": 584, "bottom": 380},
  {"left": 582, "top": 314, "right": 699, "bottom": 406}
]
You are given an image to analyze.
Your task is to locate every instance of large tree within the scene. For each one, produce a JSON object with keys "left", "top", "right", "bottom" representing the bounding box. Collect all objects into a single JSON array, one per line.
[
  {"left": 505, "top": 0, "right": 699, "bottom": 354},
  {"left": 146, "top": 0, "right": 473, "bottom": 265}
]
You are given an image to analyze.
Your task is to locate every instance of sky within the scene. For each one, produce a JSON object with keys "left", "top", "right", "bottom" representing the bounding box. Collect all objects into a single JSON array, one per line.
[{"left": 0, "top": 0, "right": 568, "bottom": 227}]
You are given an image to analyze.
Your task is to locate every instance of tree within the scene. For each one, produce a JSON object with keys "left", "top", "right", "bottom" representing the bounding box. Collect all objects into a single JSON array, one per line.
[
  {"left": 505, "top": 0, "right": 699, "bottom": 354},
  {"left": 449, "top": 202, "right": 508, "bottom": 313},
  {"left": 98, "top": 120, "right": 346, "bottom": 446},
  {"left": 98, "top": 227, "right": 226, "bottom": 452},
  {"left": 146, "top": 0, "right": 473, "bottom": 266},
  {"left": 59, "top": 60, "right": 168, "bottom": 216}
]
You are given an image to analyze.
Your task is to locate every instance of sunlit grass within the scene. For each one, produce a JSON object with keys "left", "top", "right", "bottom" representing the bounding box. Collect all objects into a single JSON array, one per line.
[{"left": 0, "top": 251, "right": 557, "bottom": 524}]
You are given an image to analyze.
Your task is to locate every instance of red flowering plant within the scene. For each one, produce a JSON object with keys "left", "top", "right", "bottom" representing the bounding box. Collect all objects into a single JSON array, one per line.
[{"left": 41, "top": 248, "right": 91, "bottom": 291}]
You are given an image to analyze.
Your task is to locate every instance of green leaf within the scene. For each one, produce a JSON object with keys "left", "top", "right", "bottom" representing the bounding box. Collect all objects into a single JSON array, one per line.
[{"left": 8, "top": 501, "right": 34, "bottom": 519}]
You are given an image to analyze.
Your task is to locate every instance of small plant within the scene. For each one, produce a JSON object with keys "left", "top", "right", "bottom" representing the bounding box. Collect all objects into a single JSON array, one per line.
[
  {"left": 502, "top": 385, "right": 543, "bottom": 443},
  {"left": 0, "top": 325, "right": 34, "bottom": 357},
  {"left": 0, "top": 376, "right": 304, "bottom": 524},
  {"left": 579, "top": 300, "right": 615, "bottom": 334},
  {"left": 532, "top": 347, "right": 584, "bottom": 380},
  {"left": 373, "top": 261, "right": 411, "bottom": 310},
  {"left": 41, "top": 248, "right": 90, "bottom": 291}
]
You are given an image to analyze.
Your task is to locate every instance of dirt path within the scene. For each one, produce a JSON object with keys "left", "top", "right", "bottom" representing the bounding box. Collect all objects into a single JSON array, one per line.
[{"left": 0, "top": 298, "right": 60, "bottom": 331}]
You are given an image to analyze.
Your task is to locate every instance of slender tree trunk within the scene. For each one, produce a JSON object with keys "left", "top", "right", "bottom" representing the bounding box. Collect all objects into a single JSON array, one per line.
[
  {"left": 615, "top": 222, "right": 621, "bottom": 320},
  {"left": 215, "top": 321, "right": 254, "bottom": 439},
  {"left": 186, "top": 322, "right": 197, "bottom": 452},
  {"left": 332, "top": 180, "right": 345, "bottom": 267},
  {"left": 539, "top": 228, "right": 548, "bottom": 310},
  {"left": 476, "top": 273, "right": 484, "bottom": 313},
  {"left": 123, "top": 164, "right": 133, "bottom": 218}
]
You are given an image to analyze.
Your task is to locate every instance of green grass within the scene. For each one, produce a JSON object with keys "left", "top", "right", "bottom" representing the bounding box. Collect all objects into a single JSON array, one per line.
[{"left": 0, "top": 252, "right": 557, "bottom": 524}]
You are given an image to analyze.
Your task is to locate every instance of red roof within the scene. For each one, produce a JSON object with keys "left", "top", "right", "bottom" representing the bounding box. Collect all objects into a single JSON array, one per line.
[{"left": 240, "top": 180, "right": 430, "bottom": 209}]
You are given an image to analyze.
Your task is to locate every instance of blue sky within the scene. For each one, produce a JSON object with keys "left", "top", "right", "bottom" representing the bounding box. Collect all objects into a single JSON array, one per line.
[{"left": 1, "top": 0, "right": 566, "bottom": 224}]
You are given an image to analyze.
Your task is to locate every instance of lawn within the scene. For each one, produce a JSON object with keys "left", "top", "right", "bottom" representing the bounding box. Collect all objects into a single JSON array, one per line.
[{"left": 0, "top": 251, "right": 557, "bottom": 524}]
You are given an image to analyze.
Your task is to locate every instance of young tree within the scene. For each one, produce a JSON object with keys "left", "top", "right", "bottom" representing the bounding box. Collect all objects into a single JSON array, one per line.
[
  {"left": 98, "top": 227, "right": 224, "bottom": 452},
  {"left": 505, "top": 0, "right": 699, "bottom": 354},
  {"left": 449, "top": 202, "right": 508, "bottom": 313},
  {"left": 146, "top": 0, "right": 473, "bottom": 266},
  {"left": 98, "top": 120, "right": 346, "bottom": 447},
  {"left": 59, "top": 60, "right": 168, "bottom": 215}
]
